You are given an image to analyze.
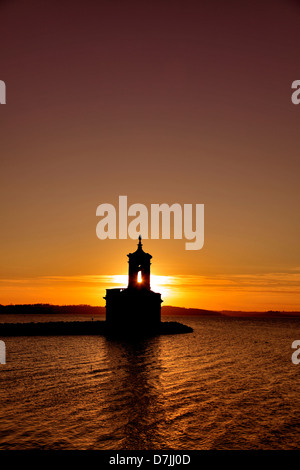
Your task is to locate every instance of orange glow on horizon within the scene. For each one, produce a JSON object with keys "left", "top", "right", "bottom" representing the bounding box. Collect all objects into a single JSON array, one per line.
[{"left": 1, "top": 271, "right": 300, "bottom": 312}]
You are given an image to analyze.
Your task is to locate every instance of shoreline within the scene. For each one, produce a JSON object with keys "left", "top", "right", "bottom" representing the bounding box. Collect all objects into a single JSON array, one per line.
[{"left": 0, "top": 320, "right": 193, "bottom": 337}]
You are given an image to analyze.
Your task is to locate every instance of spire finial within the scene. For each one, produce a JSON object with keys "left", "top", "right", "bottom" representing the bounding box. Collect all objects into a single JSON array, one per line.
[{"left": 138, "top": 235, "right": 142, "bottom": 247}]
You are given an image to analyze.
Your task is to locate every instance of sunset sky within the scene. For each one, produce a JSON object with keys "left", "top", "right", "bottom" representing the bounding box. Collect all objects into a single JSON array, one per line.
[{"left": 1, "top": 0, "right": 300, "bottom": 310}]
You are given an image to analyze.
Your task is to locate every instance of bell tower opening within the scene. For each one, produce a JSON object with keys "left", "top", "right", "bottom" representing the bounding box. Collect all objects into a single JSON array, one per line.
[{"left": 127, "top": 235, "right": 151, "bottom": 290}]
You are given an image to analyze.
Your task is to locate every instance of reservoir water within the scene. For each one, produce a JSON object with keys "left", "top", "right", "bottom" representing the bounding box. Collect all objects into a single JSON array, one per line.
[{"left": 0, "top": 315, "right": 300, "bottom": 449}]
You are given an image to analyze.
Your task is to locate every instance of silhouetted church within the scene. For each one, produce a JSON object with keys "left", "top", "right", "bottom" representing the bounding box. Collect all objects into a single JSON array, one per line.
[{"left": 104, "top": 236, "right": 162, "bottom": 333}]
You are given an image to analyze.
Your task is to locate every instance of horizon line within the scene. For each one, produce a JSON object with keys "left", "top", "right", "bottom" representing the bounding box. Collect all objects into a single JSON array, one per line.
[{"left": 1, "top": 303, "right": 300, "bottom": 315}]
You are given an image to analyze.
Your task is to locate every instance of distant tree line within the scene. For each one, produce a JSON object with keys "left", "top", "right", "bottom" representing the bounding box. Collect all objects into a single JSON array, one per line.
[{"left": 0, "top": 304, "right": 106, "bottom": 315}]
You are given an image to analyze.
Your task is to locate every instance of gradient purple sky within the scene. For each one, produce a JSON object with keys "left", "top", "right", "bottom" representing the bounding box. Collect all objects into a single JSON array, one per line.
[{"left": 1, "top": 0, "right": 300, "bottom": 309}]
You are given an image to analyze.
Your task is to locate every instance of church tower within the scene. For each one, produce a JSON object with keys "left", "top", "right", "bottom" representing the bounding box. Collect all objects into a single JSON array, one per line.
[
  {"left": 128, "top": 235, "right": 151, "bottom": 289},
  {"left": 104, "top": 237, "right": 162, "bottom": 335}
]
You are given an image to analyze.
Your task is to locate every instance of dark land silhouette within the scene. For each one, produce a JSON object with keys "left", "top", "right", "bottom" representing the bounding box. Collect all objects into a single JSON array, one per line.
[
  {"left": 0, "top": 320, "right": 193, "bottom": 337},
  {"left": 1, "top": 304, "right": 299, "bottom": 317},
  {"left": 1, "top": 305, "right": 300, "bottom": 337},
  {"left": 0, "top": 304, "right": 106, "bottom": 315}
]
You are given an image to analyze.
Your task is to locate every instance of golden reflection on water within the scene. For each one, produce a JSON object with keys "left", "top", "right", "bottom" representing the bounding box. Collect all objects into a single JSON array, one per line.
[
  {"left": 103, "top": 338, "right": 166, "bottom": 449},
  {"left": 1, "top": 316, "right": 300, "bottom": 449}
]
